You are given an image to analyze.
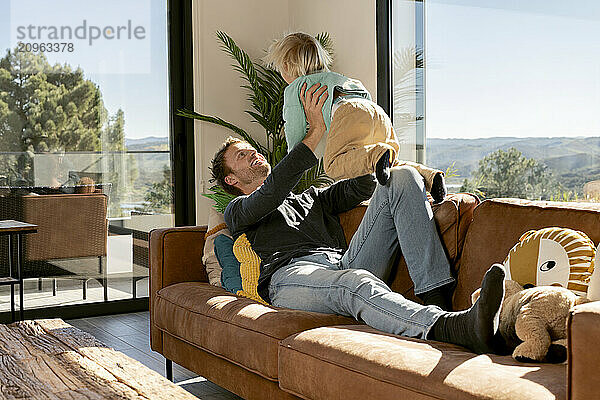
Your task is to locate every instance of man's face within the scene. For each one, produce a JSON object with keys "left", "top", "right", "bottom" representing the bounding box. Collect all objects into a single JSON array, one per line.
[{"left": 223, "top": 142, "right": 271, "bottom": 194}]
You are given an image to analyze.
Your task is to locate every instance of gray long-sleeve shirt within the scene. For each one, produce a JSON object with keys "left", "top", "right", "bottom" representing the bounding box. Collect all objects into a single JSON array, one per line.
[{"left": 224, "top": 142, "right": 377, "bottom": 302}]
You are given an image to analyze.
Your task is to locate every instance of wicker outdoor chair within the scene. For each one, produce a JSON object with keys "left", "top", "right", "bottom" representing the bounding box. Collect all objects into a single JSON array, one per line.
[{"left": 0, "top": 189, "right": 109, "bottom": 301}]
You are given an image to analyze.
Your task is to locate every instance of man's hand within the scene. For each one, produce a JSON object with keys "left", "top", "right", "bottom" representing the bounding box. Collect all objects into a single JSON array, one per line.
[{"left": 300, "top": 82, "right": 328, "bottom": 152}]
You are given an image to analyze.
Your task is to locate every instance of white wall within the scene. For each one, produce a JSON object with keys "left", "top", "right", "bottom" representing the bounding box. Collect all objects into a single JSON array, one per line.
[
  {"left": 192, "top": 0, "right": 377, "bottom": 224},
  {"left": 288, "top": 0, "right": 377, "bottom": 100}
]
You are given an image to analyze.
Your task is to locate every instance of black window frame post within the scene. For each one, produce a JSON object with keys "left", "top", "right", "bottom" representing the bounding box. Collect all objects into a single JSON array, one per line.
[
  {"left": 168, "top": 0, "right": 196, "bottom": 227},
  {"left": 376, "top": 0, "right": 393, "bottom": 120}
]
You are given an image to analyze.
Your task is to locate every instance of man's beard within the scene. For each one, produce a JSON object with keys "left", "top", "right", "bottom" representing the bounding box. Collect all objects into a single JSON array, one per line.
[{"left": 238, "top": 164, "right": 270, "bottom": 186}]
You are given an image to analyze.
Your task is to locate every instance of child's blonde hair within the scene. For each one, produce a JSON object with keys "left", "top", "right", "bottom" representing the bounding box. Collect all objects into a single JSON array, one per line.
[{"left": 263, "top": 32, "right": 332, "bottom": 78}]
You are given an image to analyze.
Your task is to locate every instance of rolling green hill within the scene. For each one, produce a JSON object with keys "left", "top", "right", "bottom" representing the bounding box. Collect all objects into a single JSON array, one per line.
[{"left": 426, "top": 136, "right": 600, "bottom": 194}]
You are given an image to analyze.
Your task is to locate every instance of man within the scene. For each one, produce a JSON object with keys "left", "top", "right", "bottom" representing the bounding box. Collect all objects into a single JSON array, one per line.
[{"left": 211, "top": 82, "right": 505, "bottom": 354}]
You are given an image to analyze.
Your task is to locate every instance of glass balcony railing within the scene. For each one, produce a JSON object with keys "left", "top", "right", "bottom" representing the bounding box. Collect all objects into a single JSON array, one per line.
[{"left": 1, "top": 150, "right": 172, "bottom": 218}]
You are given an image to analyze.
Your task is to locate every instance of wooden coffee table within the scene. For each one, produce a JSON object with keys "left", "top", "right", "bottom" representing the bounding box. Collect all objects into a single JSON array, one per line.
[{"left": 0, "top": 319, "right": 196, "bottom": 399}]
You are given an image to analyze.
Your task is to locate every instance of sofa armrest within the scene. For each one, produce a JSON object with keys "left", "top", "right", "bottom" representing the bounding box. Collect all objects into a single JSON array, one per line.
[
  {"left": 149, "top": 225, "right": 208, "bottom": 353},
  {"left": 567, "top": 301, "right": 600, "bottom": 400},
  {"left": 149, "top": 225, "right": 209, "bottom": 291}
]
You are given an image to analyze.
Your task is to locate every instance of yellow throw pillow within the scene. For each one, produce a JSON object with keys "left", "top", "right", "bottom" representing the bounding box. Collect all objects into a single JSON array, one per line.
[{"left": 232, "top": 234, "right": 268, "bottom": 305}]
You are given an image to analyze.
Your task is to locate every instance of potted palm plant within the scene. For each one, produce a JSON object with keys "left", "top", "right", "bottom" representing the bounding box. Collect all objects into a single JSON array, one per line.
[{"left": 177, "top": 31, "right": 334, "bottom": 212}]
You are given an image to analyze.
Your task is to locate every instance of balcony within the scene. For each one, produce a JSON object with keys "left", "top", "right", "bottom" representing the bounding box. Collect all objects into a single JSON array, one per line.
[{"left": 0, "top": 149, "right": 172, "bottom": 312}]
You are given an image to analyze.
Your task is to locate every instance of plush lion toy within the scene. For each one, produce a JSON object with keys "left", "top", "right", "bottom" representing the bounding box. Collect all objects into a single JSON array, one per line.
[
  {"left": 472, "top": 227, "right": 597, "bottom": 363},
  {"left": 503, "top": 227, "right": 595, "bottom": 294},
  {"left": 473, "top": 279, "right": 589, "bottom": 363},
  {"left": 588, "top": 246, "right": 600, "bottom": 300}
]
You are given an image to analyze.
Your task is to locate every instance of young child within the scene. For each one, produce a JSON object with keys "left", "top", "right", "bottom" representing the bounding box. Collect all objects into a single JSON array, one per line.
[{"left": 263, "top": 32, "right": 447, "bottom": 201}]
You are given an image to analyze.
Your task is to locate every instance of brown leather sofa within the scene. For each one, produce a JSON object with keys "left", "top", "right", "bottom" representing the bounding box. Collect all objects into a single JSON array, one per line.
[{"left": 149, "top": 194, "right": 600, "bottom": 400}]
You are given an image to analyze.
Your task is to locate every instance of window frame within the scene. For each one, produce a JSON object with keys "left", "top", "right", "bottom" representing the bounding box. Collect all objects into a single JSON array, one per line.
[
  {"left": 169, "top": 0, "right": 196, "bottom": 227},
  {"left": 377, "top": 0, "right": 426, "bottom": 163},
  {"left": 376, "top": 0, "right": 393, "bottom": 117}
]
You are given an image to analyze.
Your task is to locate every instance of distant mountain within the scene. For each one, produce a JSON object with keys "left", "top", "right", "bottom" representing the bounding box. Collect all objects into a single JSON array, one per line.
[
  {"left": 426, "top": 136, "right": 600, "bottom": 192},
  {"left": 121, "top": 135, "right": 600, "bottom": 194},
  {"left": 544, "top": 153, "right": 600, "bottom": 172},
  {"left": 125, "top": 136, "right": 169, "bottom": 151}
]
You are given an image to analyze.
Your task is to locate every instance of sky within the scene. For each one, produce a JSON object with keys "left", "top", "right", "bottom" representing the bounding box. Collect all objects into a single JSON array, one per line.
[
  {"left": 0, "top": 0, "right": 169, "bottom": 140},
  {"left": 2, "top": 1, "right": 599, "bottom": 141},
  {"left": 393, "top": 0, "right": 600, "bottom": 139}
]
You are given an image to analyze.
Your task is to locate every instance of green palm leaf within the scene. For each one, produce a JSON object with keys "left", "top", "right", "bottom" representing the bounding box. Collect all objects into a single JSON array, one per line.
[
  {"left": 315, "top": 33, "right": 334, "bottom": 61},
  {"left": 216, "top": 31, "right": 259, "bottom": 90},
  {"left": 202, "top": 185, "right": 237, "bottom": 213},
  {"left": 245, "top": 111, "right": 273, "bottom": 134},
  {"left": 294, "top": 159, "right": 333, "bottom": 194}
]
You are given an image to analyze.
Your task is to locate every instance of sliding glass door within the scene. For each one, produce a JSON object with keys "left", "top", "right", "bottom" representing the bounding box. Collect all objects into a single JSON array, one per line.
[{"left": 0, "top": 0, "right": 193, "bottom": 319}]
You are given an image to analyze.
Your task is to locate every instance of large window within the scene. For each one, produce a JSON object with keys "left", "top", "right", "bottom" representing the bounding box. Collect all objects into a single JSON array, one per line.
[
  {"left": 0, "top": 0, "right": 189, "bottom": 319},
  {"left": 390, "top": 0, "right": 600, "bottom": 201}
]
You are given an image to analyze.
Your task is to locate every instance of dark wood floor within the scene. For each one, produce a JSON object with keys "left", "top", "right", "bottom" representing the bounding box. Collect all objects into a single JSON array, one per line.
[{"left": 66, "top": 311, "right": 242, "bottom": 400}]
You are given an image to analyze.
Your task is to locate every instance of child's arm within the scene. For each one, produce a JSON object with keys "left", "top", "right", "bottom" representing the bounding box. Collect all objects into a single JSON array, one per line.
[{"left": 299, "top": 83, "right": 328, "bottom": 152}]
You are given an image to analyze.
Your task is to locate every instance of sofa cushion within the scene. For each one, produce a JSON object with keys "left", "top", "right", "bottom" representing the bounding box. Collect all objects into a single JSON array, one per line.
[
  {"left": 202, "top": 207, "right": 231, "bottom": 286},
  {"left": 214, "top": 234, "right": 242, "bottom": 293},
  {"left": 502, "top": 227, "right": 595, "bottom": 294},
  {"left": 279, "top": 325, "right": 566, "bottom": 400},
  {"left": 153, "top": 282, "right": 357, "bottom": 381},
  {"left": 232, "top": 233, "right": 269, "bottom": 305},
  {"left": 454, "top": 198, "right": 600, "bottom": 310}
]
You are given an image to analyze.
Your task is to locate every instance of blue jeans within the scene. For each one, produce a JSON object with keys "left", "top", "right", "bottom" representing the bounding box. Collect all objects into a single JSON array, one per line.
[{"left": 268, "top": 166, "right": 454, "bottom": 338}]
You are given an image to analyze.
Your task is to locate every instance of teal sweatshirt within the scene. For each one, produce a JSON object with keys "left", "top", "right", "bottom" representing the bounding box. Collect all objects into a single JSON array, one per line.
[{"left": 282, "top": 71, "right": 372, "bottom": 153}]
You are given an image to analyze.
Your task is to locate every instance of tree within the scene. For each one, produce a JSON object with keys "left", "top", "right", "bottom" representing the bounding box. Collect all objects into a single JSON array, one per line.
[
  {"left": 0, "top": 50, "right": 105, "bottom": 152},
  {"left": 104, "top": 109, "right": 125, "bottom": 151},
  {"left": 460, "top": 147, "right": 559, "bottom": 200},
  {"left": 139, "top": 165, "right": 172, "bottom": 213},
  {"left": 101, "top": 109, "right": 139, "bottom": 217},
  {"left": 0, "top": 47, "right": 139, "bottom": 218},
  {"left": 0, "top": 48, "right": 108, "bottom": 184}
]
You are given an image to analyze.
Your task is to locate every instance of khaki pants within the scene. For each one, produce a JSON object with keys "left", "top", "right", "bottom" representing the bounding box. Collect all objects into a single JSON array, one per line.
[{"left": 324, "top": 100, "right": 441, "bottom": 191}]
